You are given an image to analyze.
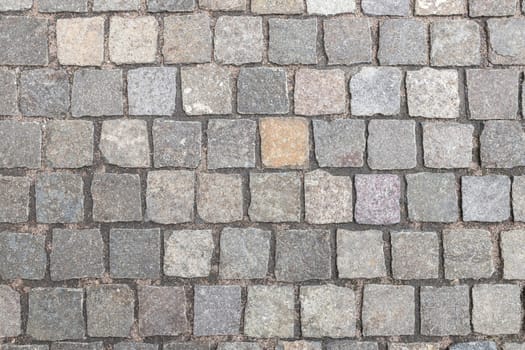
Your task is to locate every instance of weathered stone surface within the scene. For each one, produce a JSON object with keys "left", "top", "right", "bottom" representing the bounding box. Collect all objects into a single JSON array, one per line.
[
  {"left": 368, "top": 120, "right": 416, "bottom": 170},
  {"left": 0, "top": 176, "right": 30, "bottom": 223},
  {"left": 218, "top": 344, "right": 261, "bottom": 350},
  {"left": 194, "top": 285, "right": 241, "bottom": 335},
  {"left": 306, "top": 0, "right": 355, "bottom": 14},
  {"left": 481, "top": 121, "right": 525, "bottom": 168},
  {"left": 51, "top": 343, "right": 103, "bottom": 350},
  {"left": 56, "top": 17, "right": 104, "bottom": 66},
  {"left": 260, "top": 117, "right": 309, "bottom": 168},
  {"left": 362, "top": 0, "right": 410, "bottom": 15},
  {"left": 431, "top": 20, "right": 481, "bottom": 66},
  {"left": 109, "top": 16, "right": 158, "bottom": 64},
  {"left": 451, "top": 343, "right": 497, "bottom": 350},
  {"left": 251, "top": 0, "right": 304, "bottom": 13},
  {"left": 164, "top": 230, "right": 213, "bottom": 277},
  {"left": 275, "top": 229, "right": 331, "bottom": 281},
  {"left": 269, "top": 18, "right": 317, "bottom": 64},
  {"left": 93, "top": 0, "right": 140, "bottom": 11},
  {"left": 389, "top": 344, "right": 440, "bottom": 350},
  {"left": 0, "top": 232, "right": 46, "bottom": 280},
  {"left": 139, "top": 286, "right": 188, "bottom": 336},
  {"left": 100, "top": 119, "right": 150, "bottom": 167},
  {"left": 470, "top": 0, "right": 517, "bottom": 16},
  {"left": 379, "top": 20, "right": 428, "bottom": 65},
  {"left": 36, "top": 173, "right": 84, "bottom": 223},
  {"left": 182, "top": 65, "right": 232, "bottom": 115},
  {"left": 207, "top": 119, "right": 256, "bottom": 169},
  {"left": 199, "top": 0, "right": 246, "bottom": 10},
  {"left": 501, "top": 230, "right": 525, "bottom": 279},
  {"left": 0, "top": 70, "right": 17, "bottom": 115},
  {"left": 219, "top": 228, "right": 270, "bottom": 279},
  {"left": 148, "top": 0, "right": 196, "bottom": 11},
  {"left": 473, "top": 284, "right": 521, "bottom": 334},
  {"left": 0, "top": 286, "right": 20, "bottom": 337},
  {"left": 72, "top": 69, "right": 123, "bottom": 117},
  {"left": 244, "top": 285, "right": 295, "bottom": 338},
  {"left": 0, "top": 0, "right": 33, "bottom": 10},
  {"left": 504, "top": 344, "right": 525, "bottom": 350},
  {"left": 50, "top": 229, "right": 104, "bottom": 280},
  {"left": 443, "top": 229, "right": 495, "bottom": 279},
  {"left": 238, "top": 67, "right": 289, "bottom": 114},
  {"left": 416, "top": 0, "right": 466, "bottom": 15},
  {"left": 355, "top": 174, "right": 400, "bottom": 225},
  {"left": 514, "top": 176, "right": 525, "bottom": 221},
  {"left": 165, "top": 343, "right": 211, "bottom": 350},
  {"left": 114, "top": 343, "right": 158, "bottom": 350},
  {"left": 128, "top": 67, "right": 177, "bottom": 116},
  {"left": 324, "top": 18, "right": 372, "bottom": 65},
  {"left": 215, "top": 16, "right": 263, "bottom": 65},
  {"left": 488, "top": 19, "right": 525, "bottom": 64},
  {"left": 164, "top": 14, "right": 211, "bottom": 63},
  {"left": 352, "top": 67, "right": 402, "bottom": 116},
  {"left": 1, "top": 346, "right": 48, "bottom": 350},
  {"left": 301, "top": 284, "right": 356, "bottom": 338},
  {"left": 421, "top": 286, "right": 470, "bottom": 335},
  {"left": 0, "top": 120, "right": 41, "bottom": 168},
  {"left": 39, "top": 0, "right": 87, "bottom": 11},
  {"left": 87, "top": 285, "right": 134, "bottom": 337},
  {"left": 462, "top": 175, "right": 511, "bottom": 222},
  {"left": 92, "top": 173, "right": 142, "bottom": 222},
  {"left": 27, "top": 288, "right": 84, "bottom": 341},
  {"left": 392, "top": 231, "right": 439, "bottom": 279},
  {"left": 0, "top": 17, "right": 48, "bottom": 65},
  {"left": 198, "top": 173, "right": 243, "bottom": 223},
  {"left": 295, "top": 69, "right": 346, "bottom": 115},
  {"left": 153, "top": 120, "right": 201, "bottom": 168},
  {"left": 277, "top": 342, "right": 321, "bottom": 350},
  {"left": 423, "top": 122, "right": 473, "bottom": 168},
  {"left": 326, "top": 342, "right": 379, "bottom": 350},
  {"left": 20, "top": 69, "right": 69, "bottom": 117},
  {"left": 337, "top": 230, "right": 386, "bottom": 279},
  {"left": 44, "top": 120, "right": 93, "bottom": 168}
]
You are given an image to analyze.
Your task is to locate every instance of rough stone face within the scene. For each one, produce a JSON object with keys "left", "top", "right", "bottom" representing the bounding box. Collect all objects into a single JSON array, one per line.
[
  {"left": 488, "top": 19, "right": 525, "bottom": 64},
  {"left": 238, "top": 67, "right": 289, "bottom": 114},
  {"left": 406, "top": 173, "right": 458, "bottom": 222},
  {"left": 514, "top": 176, "right": 525, "bottom": 221},
  {"left": 198, "top": 173, "right": 243, "bottom": 223},
  {"left": 207, "top": 119, "right": 256, "bottom": 169},
  {"left": 146, "top": 171, "right": 194, "bottom": 224},
  {"left": 39, "top": 0, "right": 87, "bottom": 11},
  {"left": 36, "top": 173, "right": 84, "bottom": 223},
  {"left": 148, "top": 0, "right": 196, "bottom": 11},
  {"left": 306, "top": 0, "right": 355, "bottom": 14},
  {"left": 431, "top": 20, "right": 481, "bottom": 66},
  {"left": 51, "top": 343, "right": 103, "bottom": 350},
  {"left": 20, "top": 69, "right": 69, "bottom": 117},
  {"left": 0, "top": 176, "right": 30, "bottom": 223},
  {"left": 251, "top": 0, "right": 304, "bottom": 13},
  {"left": 355, "top": 174, "right": 400, "bottom": 225},
  {"left": 44, "top": 120, "right": 94, "bottom": 168},
  {"left": 423, "top": 122, "right": 473, "bottom": 168},
  {"left": 362, "top": 0, "right": 409, "bottom": 15},
  {"left": 275, "top": 229, "right": 331, "bottom": 281},
  {"left": 199, "top": 0, "right": 246, "bottom": 10},
  {"left": 164, "top": 14, "right": 211, "bottom": 63},
  {"left": 100, "top": 119, "right": 150, "bottom": 167},
  {"left": 407, "top": 68, "right": 460, "bottom": 119},
  {"left": 87, "top": 285, "right": 134, "bottom": 337},
  {"left": 0, "top": 17, "right": 48, "bottom": 65},
  {"left": 362, "top": 285, "right": 415, "bottom": 336},
  {"left": 50, "top": 229, "right": 104, "bottom": 280},
  {"left": 305, "top": 170, "right": 353, "bottom": 224},
  {"left": 0, "top": 232, "right": 46, "bottom": 280},
  {"left": 351, "top": 67, "right": 402, "bottom": 116},
  {"left": 249, "top": 172, "right": 301, "bottom": 222},
  {"left": 505, "top": 344, "right": 525, "bottom": 350},
  {"left": 326, "top": 342, "right": 379, "bottom": 350},
  {"left": 421, "top": 286, "right": 470, "bottom": 335},
  {"left": 379, "top": 20, "right": 428, "bottom": 65},
  {"left": 392, "top": 231, "right": 439, "bottom": 280},
  {"left": 244, "top": 285, "right": 295, "bottom": 338},
  {"left": 56, "top": 17, "right": 104, "bottom": 66},
  {"left": 128, "top": 67, "right": 177, "bottom": 116},
  {"left": 443, "top": 229, "right": 495, "bottom": 279},
  {"left": 416, "top": 0, "right": 466, "bottom": 15},
  {"left": 0, "top": 70, "right": 17, "bottom": 115},
  {"left": 219, "top": 228, "right": 270, "bottom": 279},
  {"left": 277, "top": 342, "right": 321, "bottom": 350},
  {"left": 194, "top": 285, "right": 242, "bottom": 336},
  {"left": 451, "top": 343, "right": 497, "bottom": 350},
  {"left": 72, "top": 69, "right": 123, "bottom": 117},
  {"left": 214, "top": 16, "right": 263, "bottom": 65},
  {"left": 218, "top": 344, "right": 261, "bottom": 350},
  {"left": 1, "top": 346, "right": 48, "bottom": 350},
  {"left": 0, "top": 0, "right": 33, "bottom": 10},
  {"left": 324, "top": 18, "right": 372, "bottom": 65},
  {"left": 0, "top": 120, "right": 41, "bottom": 168},
  {"left": 470, "top": 0, "right": 517, "bottom": 16},
  {"left": 301, "top": 284, "right": 356, "bottom": 338},
  {"left": 110, "top": 228, "right": 161, "bottom": 279},
  {"left": 114, "top": 343, "right": 158, "bottom": 350},
  {"left": 260, "top": 117, "right": 309, "bottom": 168},
  {"left": 481, "top": 121, "right": 525, "bottom": 168},
  {"left": 27, "top": 288, "right": 84, "bottom": 341},
  {"left": 165, "top": 343, "right": 211, "bottom": 350},
  {"left": 473, "top": 284, "right": 522, "bottom": 334},
  {"left": 389, "top": 344, "right": 439, "bottom": 350},
  {"left": 367, "top": 120, "right": 416, "bottom": 170},
  {"left": 153, "top": 120, "right": 201, "bottom": 168},
  {"left": 462, "top": 175, "right": 511, "bottom": 222},
  {"left": 139, "top": 286, "right": 188, "bottom": 336},
  {"left": 0, "top": 286, "right": 20, "bottom": 338},
  {"left": 92, "top": 173, "right": 142, "bottom": 222},
  {"left": 295, "top": 69, "right": 346, "bottom": 115},
  {"left": 337, "top": 230, "right": 386, "bottom": 279},
  {"left": 109, "top": 16, "right": 158, "bottom": 64},
  {"left": 501, "top": 230, "right": 525, "bottom": 279},
  {"left": 164, "top": 230, "right": 214, "bottom": 277},
  {"left": 182, "top": 65, "right": 232, "bottom": 115},
  {"left": 93, "top": 0, "right": 141, "bottom": 11},
  {"left": 269, "top": 18, "right": 317, "bottom": 64}
]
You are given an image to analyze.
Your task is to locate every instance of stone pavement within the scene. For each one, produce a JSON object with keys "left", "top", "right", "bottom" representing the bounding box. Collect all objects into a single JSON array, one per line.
[{"left": 1, "top": 0, "right": 525, "bottom": 349}]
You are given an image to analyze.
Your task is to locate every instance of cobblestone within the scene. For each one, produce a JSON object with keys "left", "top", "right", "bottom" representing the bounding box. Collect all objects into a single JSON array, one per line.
[
  {"left": 128, "top": 67, "right": 177, "bottom": 116},
  {"left": 391, "top": 231, "right": 440, "bottom": 279},
  {"left": 164, "top": 230, "right": 214, "bottom": 277},
  {"left": 153, "top": 120, "right": 201, "bottom": 168},
  {"left": 36, "top": 173, "right": 84, "bottom": 223},
  {"left": 324, "top": 18, "right": 372, "bottom": 65},
  {"left": 269, "top": 18, "right": 317, "bottom": 65},
  {"left": 86, "top": 285, "right": 134, "bottom": 337},
  {"left": 163, "top": 14, "right": 211, "bottom": 64},
  {"left": 138, "top": 286, "right": 188, "bottom": 336}
]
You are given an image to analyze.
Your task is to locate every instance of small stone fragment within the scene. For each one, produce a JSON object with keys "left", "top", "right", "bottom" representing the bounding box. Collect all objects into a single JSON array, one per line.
[
  {"left": 139, "top": 286, "right": 188, "bottom": 336},
  {"left": 207, "top": 119, "right": 256, "bottom": 169},
  {"left": 379, "top": 19, "right": 428, "bottom": 65},
  {"left": 0, "top": 232, "right": 46, "bottom": 280},
  {"left": 128, "top": 67, "right": 177, "bottom": 116},
  {"left": 295, "top": 69, "right": 346, "bottom": 116},
  {"left": 422, "top": 122, "right": 473, "bottom": 168},
  {"left": 100, "top": 119, "right": 150, "bottom": 168},
  {"left": 420, "top": 286, "right": 470, "bottom": 336},
  {"left": 391, "top": 231, "right": 440, "bottom": 279},
  {"left": 473, "top": 284, "right": 522, "bottom": 334},
  {"left": 163, "top": 14, "right": 211, "bottom": 63},
  {"left": 153, "top": 120, "right": 201, "bottom": 168},
  {"left": 431, "top": 20, "right": 481, "bottom": 66},
  {"left": 198, "top": 173, "right": 243, "bottom": 223},
  {"left": 72, "top": 69, "right": 123, "bottom": 117},
  {"left": 109, "top": 16, "right": 158, "bottom": 64},
  {"left": 214, "top": 16, "right": 263, "bottom": 65},
  {"left": 164, "top": 230, "right": 214, "bottom": 278},
  {"left": 351, "top": 67, "right": 402, "bottom": 116},
  {"left": 92, "top": 173, "right": 142, "bottom": 222},
  {"left": 56, "top": 17, "right": 104, "bottom": 66},
  {"left": 238, "top": 67, "right": 289, "bottom": 114},
  {"left": 36, "top": 173, "right": 84, "bottom": 223},
  {"left": 269, "top": 18, "right": 317, "bottom": 64},
  {"left": 462, "top": 175, "right": 511, "bottom": 222},
  {"left": 367, "top": 120, "right": 416, "bottom": 170},
  {"left": 337, "top": 230, "right": 387, "bottom": 279},
  {"left": 260, "top": 117, "right": 309, "bottom": 168},
  {"left": 355, "top": 174, "right": 401, "bottom": 225},
  {"left": 0, "top": 176, "right": 30, "bottom": 223},
  {"left": 87, "top": 285, "right": 134, "bottom": 337},
  {"left": 182, "top": 65, "right": 232, "bottom": 115},
  {"left": 324, "top": 18, "right": 372, "bottom": 65},
  {"left": 193, "top": 285, "right": 242, "bottom": 335}
]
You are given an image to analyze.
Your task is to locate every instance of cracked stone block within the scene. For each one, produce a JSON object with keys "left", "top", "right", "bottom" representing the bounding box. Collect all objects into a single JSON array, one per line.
[
  {"left": 324, "top": 18, "right": 372, "bottom": 65},
  {"left": 249, "top": 172, "right": 301, "bottom": 222},
  {"left": 218, "top": 344, "right": 261, "bottom": 350},
  {"left": 198, "top": 173, "right": 243, "bottom": 223},
  {"left": 431, "top": 20, "right": 481, "bottom": 66},
  {"left": 355, "top": 174, "right": 401, "bottom": 225},
  {"left": 443, "top": 229, "right": 495, "bottom": 279},
  {"left": 182, "top": 65, "right": 232, "bottom": 115},
  {"left": 0, "top": 17, "right": 48, "bottom": 65},
  {"left": 407, "top": 68, "right": 460, "bottom": 119},
  {"left": 109, "top": 16, "right": 158, "bottom": 64},
  {"left": 39, "top": 0, "right": 87, "bottom": 11},
  {"left": 362, "top": 0, "right": 410, "bottom": 15},
  {"left": 421, "top": 286, "right": 470, "bottom": 336},
  {"left": 93, "top": 0, "right": 140, "bottom": 10},
  {"left": 72, "top": 69, "right": 123, "bottom": 117},
  {"left": 488, "top": 19, "right": 525, "bottom": 64},
  {"left": 110, "top": 228, "right": 161, "bottom": 279},
  {"left": 194, "top": 285, "right": 241, "bottom": 336},
  {"left": 406, "top": 173, "right": 458, "bottom": 222},
  {"left": 295, "top": 69, "right": 346, "bottom": 115},
  {"left": 423, "top": 122, "right": 473, "bottom": 168},
  {"left": 153, "top": 120, "right": 201, "bottom": 168},
  {"left": 275, "top": 229, "right": 331, "bottom": 281},
  {"left": 306, "top": 0, "right": 355, "bottom": 14},
  {"left": 44, "top": 120, "right": 94, "bottom": 168},
  {"left": 92, "top": 173, "right": 142, "bottom": 222},
  {"left": 0, "top": 176, "right": 30, "bottom": 223},
  {"left": 392, "top": 231, "right": 440, "bottom": 279},
  {"left": 363, "top": 285, "right": 414, "bottom": 336},
  {"left": 207, "top": 119, "right": 256, "bottom": 169},
  {"left": 305, "top": 170, "right": 353, "bottom": 224},
  {"left": 0, "top": 120, "right": 41, "bottom": 168},
  {"left": 514, "top": 177, "right": 525, "bottom": 221},
  {"left": 51, "top": 343, "right": 103, "bottom": 350},
  {"left": 20, "top": 69, "right": 69, "bottom": 117},
  {"left": 148, "top": 0, "right": 196, "bottom": 11},
  {"left": 470, "top": 0, "right": 517, "bottom": 16},
  {"left": 164, "top": 230, "right": 214, "bottom": 278},
  {"left": 50, "top": 229, "right": 104, "bottom": 280},
  {"left": 114, "top": 343, "right": 158, "bottom": 350},
  {"left": 501, "top": 230, "right": 525, "bottom": 279},
  {"left": 164, "top": 14, "right": 211, "bottom": 63},
  {"left": 215, "top": 16, "right": 263, "bottom": 65},
  {"left": 301, "top": 284, "right": 356, "bottom": 338},
  {"left": 337, "top": 230, "right": 386, "bottom": 279},
  {"left": 36, "top": 174, "right": 84, "bottom": 223},
  {"left": 139, "top": 286, "right": 188, "bottom": 336},
  {"left": 462, "top": 175, "right": 511, "bottom": 222},
  {"left": 56, "top": 17, "right": 104, "bottom": 66},
  {"left": 0, "top": 232, "right": 46, "bottom": 280},
  {"left": 251, "top": 0, "right": 304, "bottom": 13},
  {"left": 277, "top": 342, "right": 321, "bottom": 350},
  {"left": 416, "top": 0, "right": 465, "bottom": 14},
  {"left": 244, "top": 285, "right": 295, "bottom": 338},
  {"left": 326, "top": 342, "right": 379, "bottom": 350},
  {"left": 146, "top": 171, "right": 194, "bottom": 224},
  {"left": 379, "top": 19, "right": 428, "bottom": 65},
  {"left": 367, "top": 120, "right": 416, "bottom": 170},
  {"left": 219, "top": 228, "right": 270, "bottom": 279},
  {"left": 351, "top": 67, "right": 402, "bottom": 116},
  {"left": 269, "top": 18, "right": 317, "bottom": 64},
  {"left": 238, "top": 67, "right": 289, "bottom": 114},
  {"left": 260, "top": 117, "right": 309, "bottom": 168},
  {"left": 0, "top": 70, "right": 17, "bottom": 115},
  {"left": 27, "top": 288, "right": 84, "bottom": 341},
  {"left": 128, "top": 67, "right": 177, "bottom": 116},
  {"left": 199, "top": 0, "right": 246, "bottom": 10},
  {"left": 165, "top": 343, "right": 211, "bottom": 350},
  {"left": 0, "top": 0, "right": 33, "bottom": 10},
  {"left": 481, "top": 121, "right": 525, "bottom": 168},
  {"left": 452, "top": 343, "right": 497, "bottom": 350},
  {"left": 473, "top": 284, "right": 521, "bottom": 334},
  {"left": 0, "top": 286, "right": 20, "bottom": 338},
  {"left": 100, "top": 119, "right": 150, "bottom": 168},
  {"left": 87, "top": 285, "right": 134, "bottom": 337}
]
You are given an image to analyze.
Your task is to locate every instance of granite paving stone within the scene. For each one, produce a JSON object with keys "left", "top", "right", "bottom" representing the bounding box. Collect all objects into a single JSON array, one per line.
[
  {"left": 355, "top": 174, "right": 401, "bottom": 225},
  {"left": 44, "top": 120, "right": 94, "bottom": 168},
  {"left": 197, "top": 173, "right": 243, "bottom": 223},
  {"left": 207, "top": 119, "right": 256, "bottom": 169},
  {"left": 93, "top": 0, "right": 140, "bottom": 11},
  {"left": 470, "top": 0, "right": 517, "bottom": 16},
  {"left": 416, "top": 0, "right": 466, "bottom": 15},
  {"left": 109, "top": 16, "right": 158, "bottom": 64},
  {"left": 351, "top": 67, "right": 402, "bottom": 116},
  {"left": 379, "top": 20, "right": 428, "bottom": 65},
  {"left": 420, "top": 286, "right": 470, "bottom": 335},
  {"left": 0, "top": 286, "right": 21, "bottom": 338},
  {"left": 295, "top": 69, "right": 346, "bottom": 116},
  {"left": 148, "top": 0, "right": 196, "bottom": 11},
  {"left": 324, "top": 18, "right": 372, "bottom": 65},
  {"left": 193, "top": 285, "right": 242, "bottom": 336},
  {"left": 36, "top": 173, "right": 84, "bottom": 223},
  {"left": 488, "top": 19, "right": 525, "bottom": 64},
  {"left": 0, "top": 70, "right": 18, "bottom": 115},
  {"left": 199, "top": 0, "right": 246, "bottom": 10},
  {"left": 367, "top": 120, "right": 416, "bottom": 170},
  {"left": 0, "top": 17, "right": 48, "bottom": 65},
  {"left": 431, "top": 20, "right": 481, "bottom": 66},
  {"left": 260, "top": 117, "right": 309, "bottom": 168},
  {"left": 92, "top": 173, "right": 142, "bottom": 222},
  {"left": 0, "top": 120, "right": 41, "bottom": 168},
  {"left": 138, "top": 286, "right": 188, "bottom": 336},
  {"left": 128, "top": 67, "right": 177, "bottom": 116},
  {"left": 100, "top": 119, "right": 150, "bottom": 168},
  {"left": 422, "top": 122, "right": 474, "bottom": 168},
  {"left": 214, "top": 16, "right": 263, "bottom": 65},
  {"left": 0, "top": 232, "right": 46, "bottom": 280},
  {"left": 20, "top": 69, "right": 69, "bottom": 117},
  {"left": 480, "top": 121, "right": 525, "bottom": 168},
  {"left": 39, "top": 0, "right": 87, "bottom": 12},
  {"left": 153, "top": 120, "right": 201, "bottom": 168},
  {"left": 337, "top": 230, "right": 387, "bottom": 279},
  {"left": 72, "top": 69, "right": 123, "bottom": 117},
  {"left": 56, "top": 17, "right": 104, "bottom": 66},
  {"left": 462, "top": 175, "right": 511, "bottom": 222},
  {"left": 251, "top": 0, "right": 304, "bottom": 14},
  {"left": 269, "top": 18, "right": 317, "bottom": 65},
  {"left": 163, "top": 14, "right": 212, "bottom": 63},
  {"left": 164, "top": 230, "right": 214, "bottom": 277},
  {"left": 86, "top": 285, "right": 134, "bottom": 337},
  {"left": 501, "top": 229, "right": 525, "bottom": 279},
  {"left": 0, "top": 176, "right": 30, "bottom": 223},
  {"left": 237, "top": 67, "right": 289, "bottom": 114},
  {"left": 473, "top": 284, "right": 522, "bottom": 334},
  {"left": 391, "top": 231, "right": 440, "bottom": 279}
]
